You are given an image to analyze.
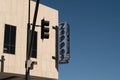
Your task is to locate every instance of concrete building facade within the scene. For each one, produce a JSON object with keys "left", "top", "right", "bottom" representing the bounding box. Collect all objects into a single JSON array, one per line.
[{"left": 0, "top": 0, "right": 58, "bottom": 80}]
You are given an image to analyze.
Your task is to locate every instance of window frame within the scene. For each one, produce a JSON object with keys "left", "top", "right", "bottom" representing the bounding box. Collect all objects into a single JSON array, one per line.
[{"left": 3, "top": 24, "right": 17, "bottom": 55}]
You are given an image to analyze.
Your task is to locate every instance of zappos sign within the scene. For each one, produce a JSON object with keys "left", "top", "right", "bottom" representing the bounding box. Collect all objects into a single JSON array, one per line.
[{"left": 58, "top": 22, "right": 70, "bottom": 64}]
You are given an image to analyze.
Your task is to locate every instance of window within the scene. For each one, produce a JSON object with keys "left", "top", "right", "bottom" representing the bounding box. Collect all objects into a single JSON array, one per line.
[
  {"left": 32, "top": 0, "right": 36, "bottom": 2},
  {"left": 3, "top": 24, "right": 16, "bottom": 54},
  {"left": 31, "top": 31, "right": 37, "bottom": 58}
]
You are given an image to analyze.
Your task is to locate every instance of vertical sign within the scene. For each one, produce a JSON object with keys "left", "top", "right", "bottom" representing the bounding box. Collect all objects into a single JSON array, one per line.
[{"left": 58, "top": 22, "right": 70, "bottom": 64}]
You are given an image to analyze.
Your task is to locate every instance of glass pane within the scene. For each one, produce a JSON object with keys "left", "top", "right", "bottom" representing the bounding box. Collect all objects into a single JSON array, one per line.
[
  {"left": 10, "top": 46, "right": 15, "bottom": 54},
  {"left": 30, "top": 31, "right": 37, "bottom": 58},
  {"left": 33, "top": 32, "right": 37, "bottom": 49},
  {"left": 3, "top": 44, "right": 9, "bottom": 53},
  {"left": 32, "top": 50, "right": 37, "bottom": 58},
  {"left": 10, "top": 26, "right": 16, "bottom": 46},
  {"left": 4, "top": 24, "right": 10, "bottom": 44}
]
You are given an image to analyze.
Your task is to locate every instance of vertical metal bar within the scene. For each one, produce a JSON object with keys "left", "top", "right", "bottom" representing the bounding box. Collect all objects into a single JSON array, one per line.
[
  {"left": 26, "top": 25, "right": 31, "bottom": 79},
  {"left": 25, "top": 0, "right": 31, "bottom": 80},
  {"left": 26, "top": 0, "right": 40, "bottom": 80},
  {"left": 28, "top": 0, "right": 39, "bottom": 60},
  {"left": 26, "top": 0, "right": 31, "bottom": 61},
  {"left": 55, "top": 26, "right": 59, "bottom": 70}
]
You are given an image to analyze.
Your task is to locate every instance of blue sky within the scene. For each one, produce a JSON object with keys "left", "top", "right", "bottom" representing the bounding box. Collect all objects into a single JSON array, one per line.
[{"left": 41, "top": 0, "right": 120, "bottom": 80}]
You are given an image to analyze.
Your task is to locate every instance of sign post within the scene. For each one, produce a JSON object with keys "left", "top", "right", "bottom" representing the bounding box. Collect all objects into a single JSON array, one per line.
[{"left": 26, "top": 0, "right": 39, "bottom": 80}]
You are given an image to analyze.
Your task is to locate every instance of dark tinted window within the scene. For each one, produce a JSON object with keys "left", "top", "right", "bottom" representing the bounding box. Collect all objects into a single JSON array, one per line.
[
  {"left": 3, "top": 24, "right": 16, "bottom": 54},
  {"left": 10, "top": 26, "right": 16, "bottom": 45},
  {"left": 31, "top": 31, "right": 37, "bottom": 58},
  {"left": 32, "top": 0, "right": 36, "bottom": 2}
]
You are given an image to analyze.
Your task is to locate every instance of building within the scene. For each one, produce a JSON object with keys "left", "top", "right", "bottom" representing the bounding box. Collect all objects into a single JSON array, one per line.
[{"left": 0, "top": 0, "right": 58, "bottom": 80}]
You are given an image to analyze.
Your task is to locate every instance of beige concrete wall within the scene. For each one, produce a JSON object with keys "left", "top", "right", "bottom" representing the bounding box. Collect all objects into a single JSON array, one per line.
[{"left": 0, "top": 0, "right": 58, "bottom": 79}]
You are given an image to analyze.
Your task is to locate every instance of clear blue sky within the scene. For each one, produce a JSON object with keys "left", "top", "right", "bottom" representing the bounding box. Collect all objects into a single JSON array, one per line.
[{"left": 41, "top": 0, "right": 120, "bottom": 80}]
